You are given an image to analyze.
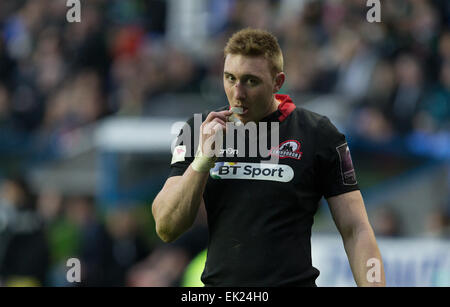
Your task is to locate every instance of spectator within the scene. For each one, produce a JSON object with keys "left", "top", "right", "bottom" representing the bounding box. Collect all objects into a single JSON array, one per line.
[
  {"left": 127, "top": 205, "right": 208, "bottom": 287},
  {"left": 417, "top": 60, "right": 450, "bottom": 132},
  {"left": 389, "top": 53, "right": 426, "bottom": 134},
  {"left": 64, "top": 196, "right": 111, "bottom": 286},
  {"left": 103, "top": 207, "right": 150, "bottom": 286},
  {"left": 352, "top": 60, "right": 396, "bottom": 142},
  {"left": 424, "top": 207, "right": 450, "bottom": 238},
  {"left": 370, "top": 205, "right": 403, "bottom": 237},
  {"left": 0, "top": 176, "right": 50, "bottom": 286}
]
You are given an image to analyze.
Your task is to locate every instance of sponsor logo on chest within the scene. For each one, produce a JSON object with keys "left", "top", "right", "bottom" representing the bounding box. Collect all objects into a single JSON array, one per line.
[{"left": 210, "top": 162, "right": 294, "bottom": 183}]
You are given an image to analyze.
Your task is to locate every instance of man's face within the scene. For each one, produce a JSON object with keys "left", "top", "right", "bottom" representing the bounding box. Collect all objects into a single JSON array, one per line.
[{"left": 223, "top": 54, "right": 283, "bottom": 123}]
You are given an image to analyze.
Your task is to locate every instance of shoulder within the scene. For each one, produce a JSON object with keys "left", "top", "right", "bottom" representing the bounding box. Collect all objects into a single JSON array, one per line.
[
  {"left": 292, "top": 107, "right": 336, "bottom": 132},
  {"left": 292, "top": 107, "right": 345, "bottom": 149}
]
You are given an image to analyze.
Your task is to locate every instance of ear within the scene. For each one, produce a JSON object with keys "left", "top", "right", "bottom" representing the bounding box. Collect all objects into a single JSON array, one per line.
[{"left": 273, "top": 72, "right": 285, "bottom": 93}]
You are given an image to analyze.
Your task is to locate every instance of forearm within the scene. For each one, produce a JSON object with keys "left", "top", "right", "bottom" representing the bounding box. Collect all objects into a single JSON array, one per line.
[
  {"left": 153, "top": 109, "right": 230, "bottom": 242},
  {"left": 152, "top": 166, "right": 209, "bottom": 242},
  {"left": 343, "top": 226, "right": 385, "bottom": 287}
]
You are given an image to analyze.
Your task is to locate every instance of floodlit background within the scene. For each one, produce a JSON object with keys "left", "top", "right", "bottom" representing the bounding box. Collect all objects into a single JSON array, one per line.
[{"left": 0, "top": 0, "right": 448, "bottom": 287}]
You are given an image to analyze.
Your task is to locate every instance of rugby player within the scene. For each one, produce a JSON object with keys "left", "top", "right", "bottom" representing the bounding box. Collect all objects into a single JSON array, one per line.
[{"left": 152, "top": 28, "right": 385, "bottom": 287}]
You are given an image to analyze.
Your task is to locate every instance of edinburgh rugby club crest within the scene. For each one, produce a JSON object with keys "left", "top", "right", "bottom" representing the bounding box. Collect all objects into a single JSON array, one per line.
[{"left": 269, "top": 140, "right": 303, "bottom": 160}]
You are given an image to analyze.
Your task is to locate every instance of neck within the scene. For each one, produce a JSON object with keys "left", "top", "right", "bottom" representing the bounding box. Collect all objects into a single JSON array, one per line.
[
  {"left": 251, "top": 95, "right": 280, "bottom": 124},
  {"left": 265, "top": 95, "right": 280, "bottom": 118}
]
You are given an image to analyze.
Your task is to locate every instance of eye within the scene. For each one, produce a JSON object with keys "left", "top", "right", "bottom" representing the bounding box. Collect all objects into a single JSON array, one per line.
[
  {"left": 225, "top": 75, "right": 236, "bottom": 83},
  {"left": 246, "top": 78, "right": 259, "bottom": 86}
]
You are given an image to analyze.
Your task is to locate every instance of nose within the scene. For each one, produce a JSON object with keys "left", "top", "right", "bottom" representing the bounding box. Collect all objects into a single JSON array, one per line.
[{"left": 234, "top": 82, "right": 246, "bottom": 101}]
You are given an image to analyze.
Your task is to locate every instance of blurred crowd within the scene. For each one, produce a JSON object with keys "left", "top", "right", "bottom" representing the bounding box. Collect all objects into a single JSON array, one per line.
[
  {"left": 0, "top": 0, "right": 449, "bottom": 151},
  {"left": 0, "top": 0, "right": 449, "bottom": 286},
  {"left": 0, "top": 175, "right": 208, "bottom": 286}
]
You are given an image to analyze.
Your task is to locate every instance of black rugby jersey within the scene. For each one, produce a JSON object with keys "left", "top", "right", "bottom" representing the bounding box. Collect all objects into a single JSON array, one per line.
[{"left": 168, "top": 94, "right": 359, "bottom": 286}]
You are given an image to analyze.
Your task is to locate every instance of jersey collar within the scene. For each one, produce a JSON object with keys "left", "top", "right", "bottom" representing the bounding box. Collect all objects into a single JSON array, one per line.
[
  {"left": 260, "top": 94, "right": 296, "bottom": 123},
  {"left": 275, "top": 94, "right": 296, "bottom": 122}
]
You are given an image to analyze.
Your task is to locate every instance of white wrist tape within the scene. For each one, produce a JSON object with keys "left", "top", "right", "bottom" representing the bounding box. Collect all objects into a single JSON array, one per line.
[{"left": 191, "top": 147, "right": 217, "bottom": 173}]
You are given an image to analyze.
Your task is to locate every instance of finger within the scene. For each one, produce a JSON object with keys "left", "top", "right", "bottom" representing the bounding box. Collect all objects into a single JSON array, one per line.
[
  {"left": 203, "top": 121, "right": 225, "bottom": 135},
  {"left": 204, "top": 110, "right": 233, "bottom": 124},
  {"left": 212, "top": 121, "right": 226, "bottom": 133},
  {"left": 201, "top": 122, "right": 225, "bottom": 155},
  {"left": 212, "top": 118, "right": 226, "bottom": 127},
  {"left": 203, "top": 117, "right": 226, "bottom": 132}
]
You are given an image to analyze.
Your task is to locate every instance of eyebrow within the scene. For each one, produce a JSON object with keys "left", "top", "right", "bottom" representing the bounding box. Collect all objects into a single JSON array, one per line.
[{"left": 223, "top": 72, "right": 262, "bottom": 80}]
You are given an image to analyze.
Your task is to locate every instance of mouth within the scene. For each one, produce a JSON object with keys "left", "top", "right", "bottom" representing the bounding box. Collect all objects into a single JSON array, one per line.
[{"left": 232, "top": 106, "right": 249, "bottom": 115}]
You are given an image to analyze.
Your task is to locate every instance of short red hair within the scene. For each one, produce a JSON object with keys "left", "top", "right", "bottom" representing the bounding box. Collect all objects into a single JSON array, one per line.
[{"left": 224, "top": 28, "right": 284, "bottom": 76}]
